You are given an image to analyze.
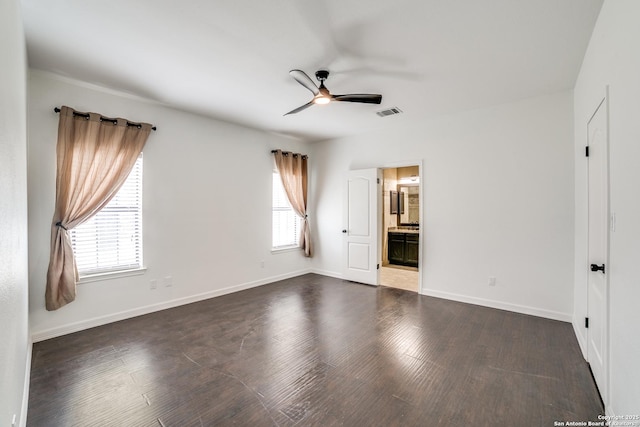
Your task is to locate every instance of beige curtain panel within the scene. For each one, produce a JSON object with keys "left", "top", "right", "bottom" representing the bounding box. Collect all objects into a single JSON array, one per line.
[
  {"left": 45, "top": 106, "right": 152, "bottom": 311},
  {"left": 273, "top": 149, "right": 312, "bottom": 257}
]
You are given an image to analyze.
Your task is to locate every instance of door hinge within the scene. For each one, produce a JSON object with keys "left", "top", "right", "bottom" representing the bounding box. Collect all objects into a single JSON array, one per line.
[
  {"left": 585, "top": 146, "right": 590, "bottom": 157},
  {"left": 585, "top": 317, "right": 589, "bottom": 329},
  {"left": 377, "top": 178, "right": 380, "bottom": 184},
  {"left": 377, "top": 264, "right": 380, "bottom": 270}
]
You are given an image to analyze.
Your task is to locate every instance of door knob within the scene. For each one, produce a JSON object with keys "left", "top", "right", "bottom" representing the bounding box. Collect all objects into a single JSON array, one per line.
[{"left": 590, "top": 263, "right": 605, "bottom": 273}]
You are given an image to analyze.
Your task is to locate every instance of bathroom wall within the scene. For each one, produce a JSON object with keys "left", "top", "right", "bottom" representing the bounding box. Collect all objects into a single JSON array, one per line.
[
  {"left": 397, "top": 166, "right": 419, "bottom": 180},
  {"left": 382, "top": 168, "right": 398, "bottom": 264}
]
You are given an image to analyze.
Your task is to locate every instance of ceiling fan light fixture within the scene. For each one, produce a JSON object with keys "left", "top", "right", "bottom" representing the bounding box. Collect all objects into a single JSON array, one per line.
[{"left": 285, "top": 69, "right": 382, "bottom": 115}]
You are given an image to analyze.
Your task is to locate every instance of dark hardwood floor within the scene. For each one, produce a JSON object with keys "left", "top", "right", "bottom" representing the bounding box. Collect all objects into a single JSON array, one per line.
[{"left": 28, "top": 274, "right": 603, "bottom": 426}]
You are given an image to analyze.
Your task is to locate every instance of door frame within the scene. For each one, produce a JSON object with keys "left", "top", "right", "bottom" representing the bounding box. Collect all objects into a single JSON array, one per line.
[
  {"left": 379, "top": 159, "right": 423, "bottom": 294},
  {"left": 586, "top": 90, "right": 610, "bottom": 405}
]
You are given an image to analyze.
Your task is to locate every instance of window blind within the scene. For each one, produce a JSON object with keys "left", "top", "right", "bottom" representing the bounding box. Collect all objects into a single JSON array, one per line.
[
  {"left": 272, "top": 171, "right": 300, "bottom": 248},
  {"left": 71, "top": 155, "right": 143, "bottom": 276}
]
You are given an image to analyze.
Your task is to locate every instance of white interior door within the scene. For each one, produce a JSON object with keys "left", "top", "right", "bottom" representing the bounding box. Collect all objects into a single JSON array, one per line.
[
  {"left": 343, "top": 168, "right": 381, "bottom": 285},
  {"left": 587, "top": 96, "right": 609, "bottom": 404}
]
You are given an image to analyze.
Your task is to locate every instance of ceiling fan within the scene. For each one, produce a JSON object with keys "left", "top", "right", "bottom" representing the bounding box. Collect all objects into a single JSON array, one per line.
[{"left": 284, "top": 69, "right": 382, "bottom": 115}]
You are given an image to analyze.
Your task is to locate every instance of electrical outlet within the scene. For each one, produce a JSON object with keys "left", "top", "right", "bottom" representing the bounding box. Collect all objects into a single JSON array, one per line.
[
  {"left": 150, "top": 279, "right": 157, "bottom": 290},
  {"left": 163, "top": 276, "right": 173, "bottom": 287},
  {"left": 488, "top": 277, "right": 496, "bottom": 287},
  {"left": 260, "top": 260, "right": 265, "bottom": 268}
]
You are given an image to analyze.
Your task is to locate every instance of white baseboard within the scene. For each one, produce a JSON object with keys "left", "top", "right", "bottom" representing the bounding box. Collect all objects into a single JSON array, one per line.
[
  {"left": 308, "top": 270, "right": 571, "bottom": 322},
  {"left": 310, "top": 268, "right": 343, "bottom": 279},
  {"left": 310, "top": 270, "right": 570, "bottom": 322},
  {"left": 31, "top": 269, "right": 312, "bottom": 342},
  {"left": 572, "top": 317, "right": 588, "bottom": 359},
  {"left": 31, "top": 269, "right": 574, "bottom": 341},
  {"left": 421, "top": 287, "right": 572, "bottom": 322},
  {"left": 20, "top": 340, "right": 32, "bottom": 427}
]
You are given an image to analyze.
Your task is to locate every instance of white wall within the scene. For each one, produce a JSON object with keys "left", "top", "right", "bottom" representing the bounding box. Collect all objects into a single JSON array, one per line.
[
  {"left": 0, "top": 0, "right": 30, "bottom": 425},
  {"left": 28, "top": 71, "right": 312, "bottom": 340},
  {"left": 311, "top": 91, "right": 575, "bottom": 321},
  {"left": 573, "top": 0, "right": 640, "bottom": 415}
]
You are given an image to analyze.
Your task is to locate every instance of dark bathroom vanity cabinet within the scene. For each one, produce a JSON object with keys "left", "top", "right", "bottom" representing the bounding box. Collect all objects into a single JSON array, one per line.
[{"left": 388, "top": 230, "right": 419, "bottom": 267}]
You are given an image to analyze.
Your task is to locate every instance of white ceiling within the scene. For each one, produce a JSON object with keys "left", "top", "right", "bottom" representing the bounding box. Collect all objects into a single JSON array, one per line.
[{"left": 21, "top": 0, "right": 603, "bottom": 141}]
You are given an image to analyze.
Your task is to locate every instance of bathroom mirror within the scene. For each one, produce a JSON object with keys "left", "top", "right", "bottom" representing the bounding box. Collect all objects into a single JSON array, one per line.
[{"left": 398, "top": 185, "right": 419, "bottom": 225}]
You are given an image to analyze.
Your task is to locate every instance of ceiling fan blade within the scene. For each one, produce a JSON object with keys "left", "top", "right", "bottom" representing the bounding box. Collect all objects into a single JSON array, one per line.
[
  {"left": 290, "top": 69, "right": 319, "bottom": 95},
  {"left": 284, "top": 100, "right": 315, "bottom": 116},
  {"left": 332, "top": 94, "right": 382, "bottom": 104}
]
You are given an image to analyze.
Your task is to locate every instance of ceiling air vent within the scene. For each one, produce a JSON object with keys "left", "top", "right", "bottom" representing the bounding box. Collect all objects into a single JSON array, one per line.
[{"left": 376, "top": 107, "right": 403, "bottom": 117}]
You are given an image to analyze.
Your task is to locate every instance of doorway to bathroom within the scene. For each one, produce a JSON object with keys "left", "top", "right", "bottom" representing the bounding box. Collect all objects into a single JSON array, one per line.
[{"left": 380, "top": 165, "right": 421, "bottom": 293}]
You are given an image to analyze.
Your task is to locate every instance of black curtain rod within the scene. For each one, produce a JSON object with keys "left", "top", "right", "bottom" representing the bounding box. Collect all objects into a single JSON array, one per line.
[
  {"left": 271, "top": 149, "right": 308, "bottom": 159},
  {"left": 54, "top": 107, "right": 157, "bottom": 131}
]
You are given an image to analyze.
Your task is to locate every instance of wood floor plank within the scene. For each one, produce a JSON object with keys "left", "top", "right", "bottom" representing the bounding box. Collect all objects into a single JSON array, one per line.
[{"left": 27, "top": 274, "right": 603, "bottom": 426}]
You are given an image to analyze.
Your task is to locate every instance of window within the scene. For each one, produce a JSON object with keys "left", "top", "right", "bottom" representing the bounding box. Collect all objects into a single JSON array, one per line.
[
  {"left": 70, "top": 154, "right": 143, "bottom": 276},
  {"left": 272, "top": 170, "right": 300, "bottom": 249}
]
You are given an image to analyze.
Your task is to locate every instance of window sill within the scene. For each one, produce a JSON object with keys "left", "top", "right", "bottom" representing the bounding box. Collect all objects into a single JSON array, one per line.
[
  {"left": 78, "top": 267, "right": 147, "bottom": 284},
  {"left": 271, "top": 246, "right": 301, "bottom": 254}
]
